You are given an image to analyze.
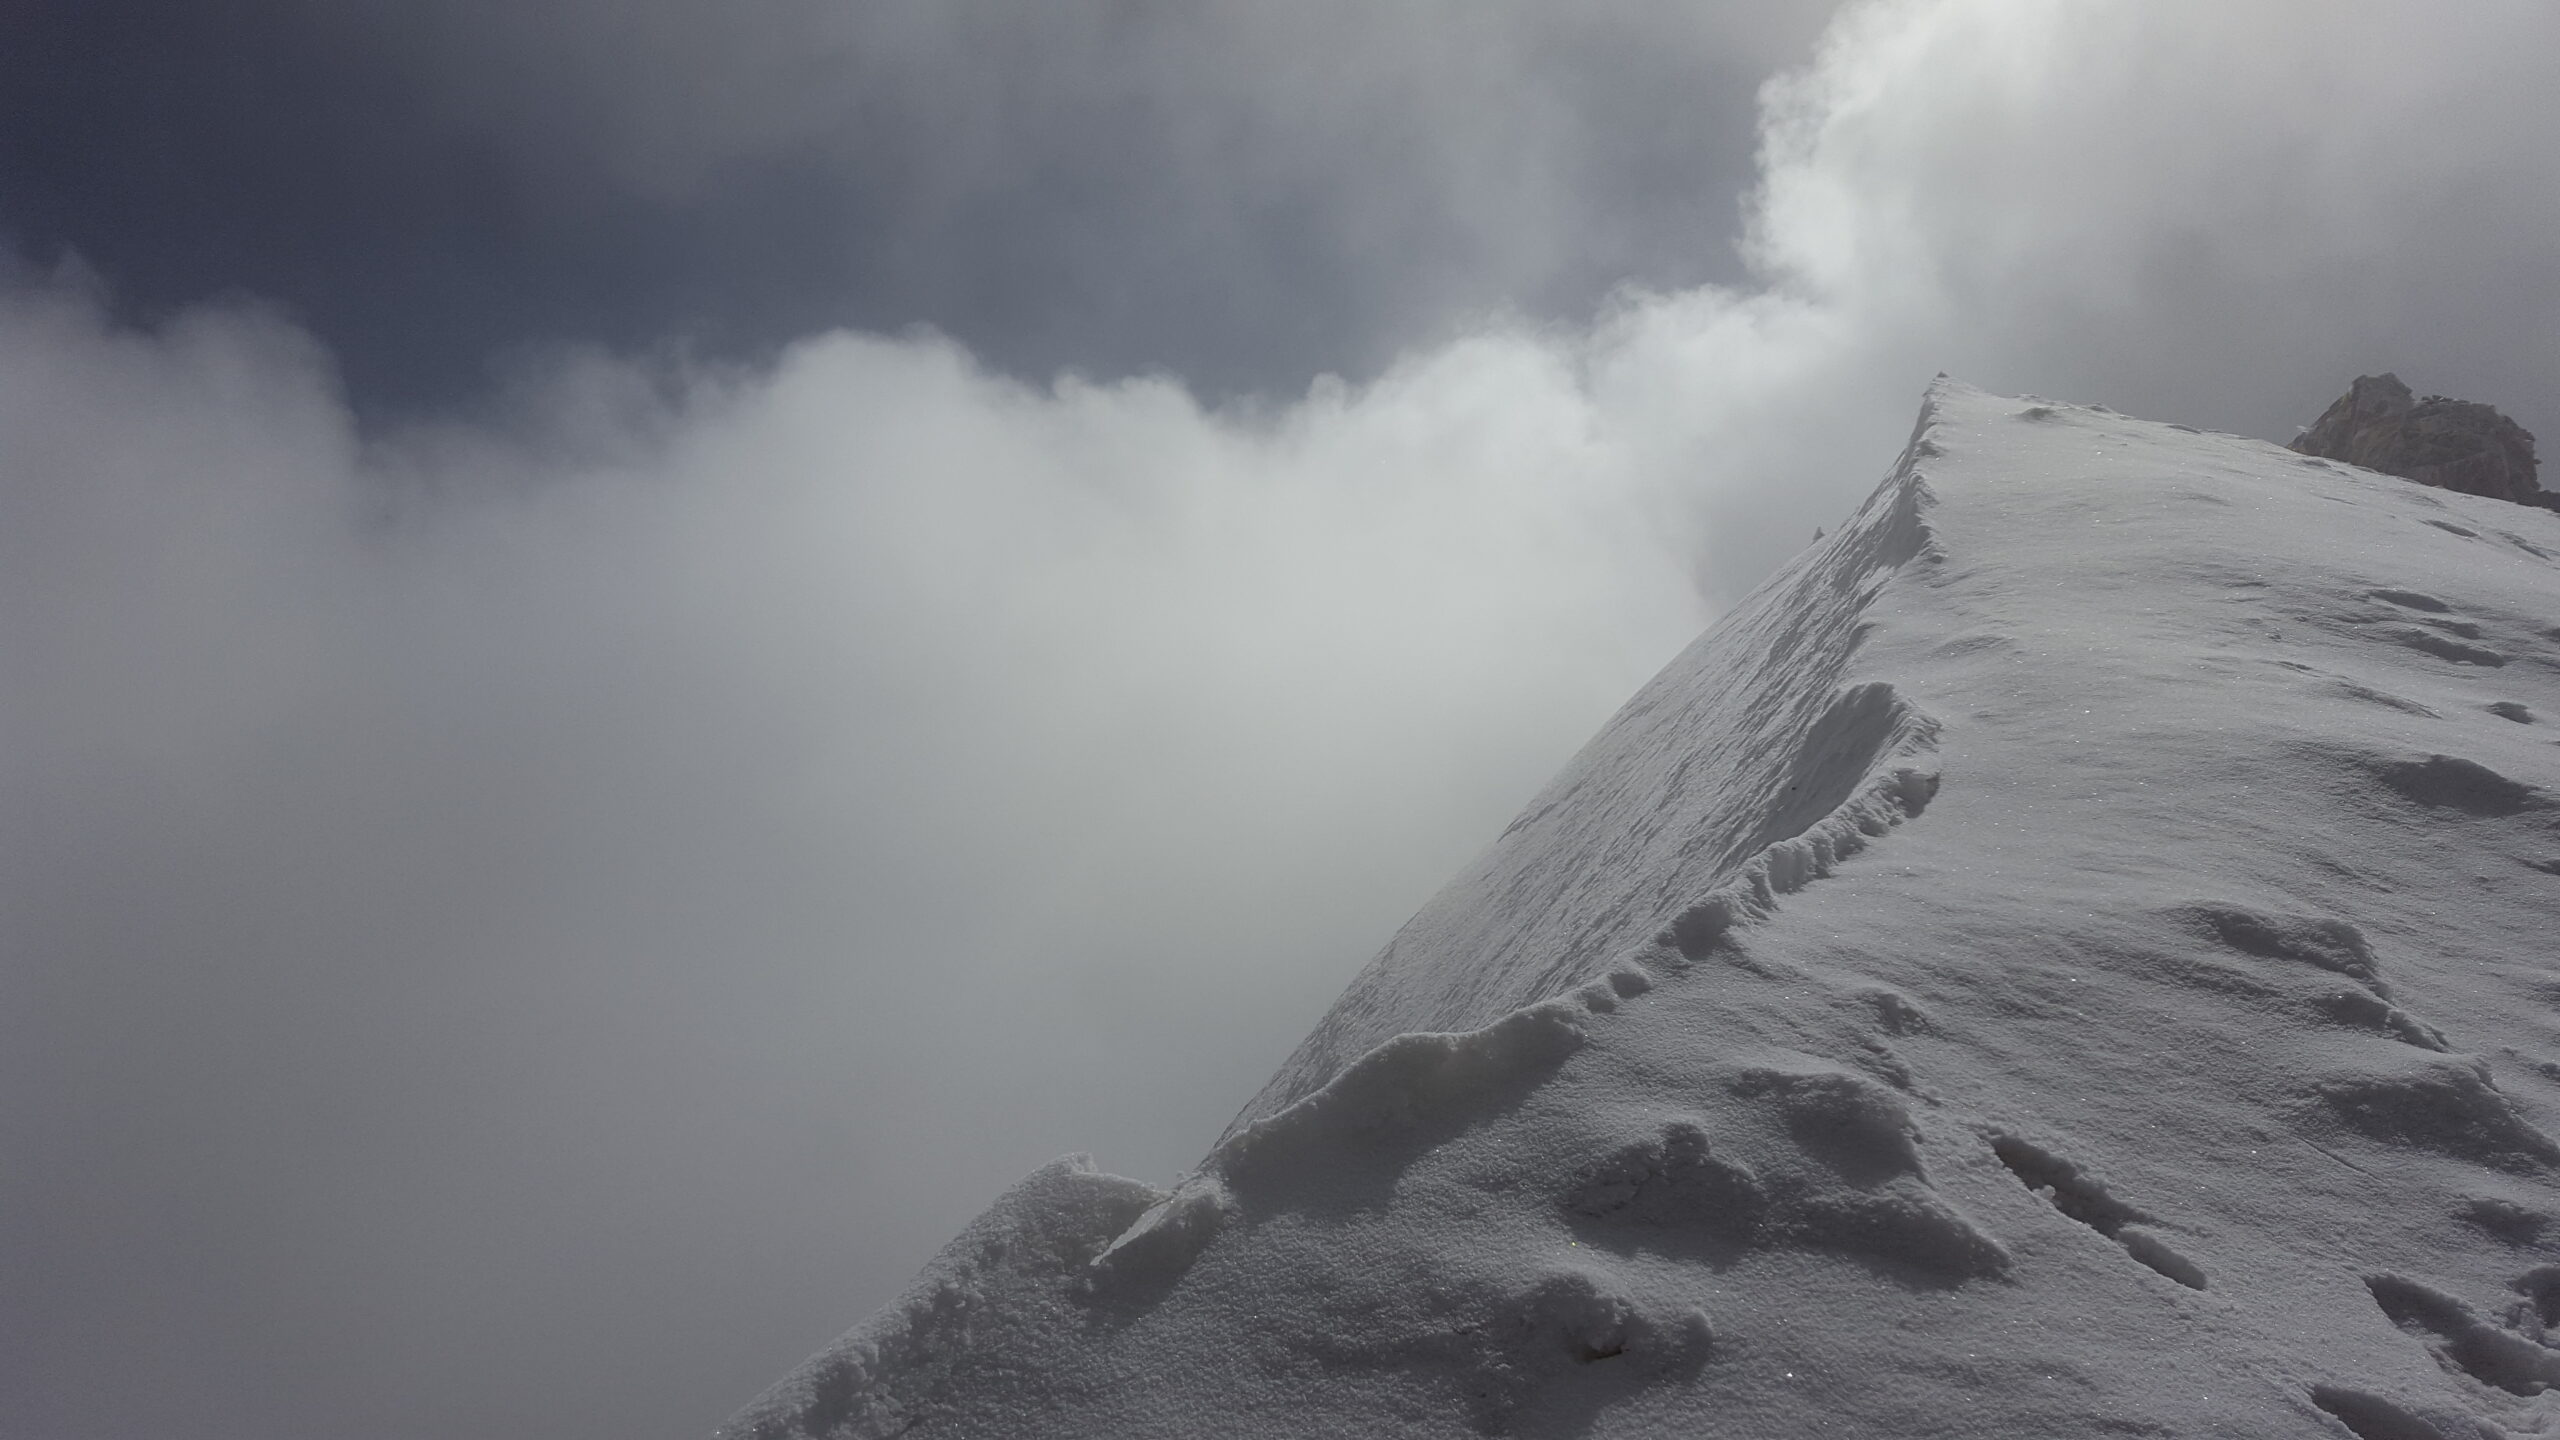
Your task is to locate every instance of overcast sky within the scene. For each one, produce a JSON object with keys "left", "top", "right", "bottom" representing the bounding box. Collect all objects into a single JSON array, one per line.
[{"left": 10, "top": 4, "right": 2560, "bottom": 1439}]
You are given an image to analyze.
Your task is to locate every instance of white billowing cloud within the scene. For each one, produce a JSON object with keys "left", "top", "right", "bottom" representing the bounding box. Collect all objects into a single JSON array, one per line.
[
  {"left": 15, "top": 3, "right": 2560, "bottom": 1440},
  {"left": 0, "top": 279, "right": 1740, "bottom": 1440},
  {"left": 1750, "top": 0, "right": 2560, "bottom": 436}
]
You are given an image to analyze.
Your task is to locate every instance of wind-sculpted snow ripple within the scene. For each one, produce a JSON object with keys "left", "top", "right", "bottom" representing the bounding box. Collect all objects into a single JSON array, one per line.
[{"left": 1660, "top": 681, "right": 1939, "bottom": 962}]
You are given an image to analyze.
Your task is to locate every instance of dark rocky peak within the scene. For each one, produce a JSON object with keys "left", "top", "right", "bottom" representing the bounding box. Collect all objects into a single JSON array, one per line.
[{"left": 2291, "top": 373, "right": 2553, "bottom": 511}]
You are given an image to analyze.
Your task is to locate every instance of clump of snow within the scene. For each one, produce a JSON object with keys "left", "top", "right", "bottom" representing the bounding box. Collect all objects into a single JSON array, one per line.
[
  {"left": 722, "top": 382, "right": 2560, "bottom": 1438},
  {"left": 1084, "top": 1174, "right": 1234, "bottom": 1299},
  {"left": 726, "top": 1155, "right": 1161, "bottom": 1440},
  {"left": 1213, "top": 999, "right": 1591, "bottom": 1203}
]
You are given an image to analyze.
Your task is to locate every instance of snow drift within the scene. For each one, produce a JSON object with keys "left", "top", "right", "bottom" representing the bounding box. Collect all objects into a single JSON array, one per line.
[{"left": 720, "top": 381, "right": 2560, "bottom": 1438}]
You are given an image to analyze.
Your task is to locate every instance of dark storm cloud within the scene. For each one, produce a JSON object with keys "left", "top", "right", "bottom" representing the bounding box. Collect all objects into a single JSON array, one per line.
[
  {"left": 15, "top": 4, "right": 2560, "bottom": 1440},
  {"left": 0, "top": 0, "right": 1832, "bottom": 414}
]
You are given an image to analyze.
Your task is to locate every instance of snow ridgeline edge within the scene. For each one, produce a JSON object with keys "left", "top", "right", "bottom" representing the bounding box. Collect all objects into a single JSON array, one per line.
[
  {"left": 716, "top": 387, "right": 1961, "bottom": 1440},
  {"left": 1091, "top": 393, "right": 1955, "bottom": 1296}
]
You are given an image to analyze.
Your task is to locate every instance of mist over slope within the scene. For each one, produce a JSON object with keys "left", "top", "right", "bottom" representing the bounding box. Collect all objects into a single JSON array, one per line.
[{"left": 725, "top": 382, "right": 2560, "bottom": 1438}]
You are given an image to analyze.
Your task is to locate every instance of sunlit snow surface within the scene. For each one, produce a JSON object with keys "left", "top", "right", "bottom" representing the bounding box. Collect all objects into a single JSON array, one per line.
[{"left": 723, "top": 382, "right": 2560, "bottom": 1438}]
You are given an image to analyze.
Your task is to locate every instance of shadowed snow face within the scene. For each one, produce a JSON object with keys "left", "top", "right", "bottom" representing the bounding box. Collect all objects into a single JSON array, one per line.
[{"left": 13, "top": 3, "right": 2560, "bottom": 1439}]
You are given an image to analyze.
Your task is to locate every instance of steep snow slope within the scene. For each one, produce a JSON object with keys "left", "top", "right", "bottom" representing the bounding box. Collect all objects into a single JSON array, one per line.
[{"left": 722, "top": 382, "right": 2560, "bottom": 1439}]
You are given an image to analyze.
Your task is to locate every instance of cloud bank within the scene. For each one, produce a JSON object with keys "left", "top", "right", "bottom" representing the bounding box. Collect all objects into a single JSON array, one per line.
[{"left": 11, "top": 2, "right": 2560, "bottom": 1438}]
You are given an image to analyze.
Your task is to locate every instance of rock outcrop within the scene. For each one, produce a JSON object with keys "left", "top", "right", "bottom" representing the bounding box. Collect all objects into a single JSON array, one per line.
[{"left": 2290, "top": 373, "right": 2554, "bottom": 510}]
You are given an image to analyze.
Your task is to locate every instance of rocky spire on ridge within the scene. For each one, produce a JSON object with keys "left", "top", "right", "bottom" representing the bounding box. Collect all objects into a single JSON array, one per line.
[{"left": 2290, "top": 373, "right": 2553, "bottom": 510}]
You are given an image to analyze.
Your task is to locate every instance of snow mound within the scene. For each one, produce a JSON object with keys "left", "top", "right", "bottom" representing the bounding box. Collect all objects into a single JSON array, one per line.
[
  {"left": 724, "top": 1156, "right": 1160, "bottom": 1440},
  {"left": 721, "top": 382, "right": 2560, "bottom": 1438}
]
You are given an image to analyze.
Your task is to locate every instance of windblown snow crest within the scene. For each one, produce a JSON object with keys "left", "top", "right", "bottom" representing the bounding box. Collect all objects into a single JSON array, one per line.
[
  {"left": 1656, "top": 679, "right": 1939, "bottom": 962},
  {"left": 1225, "top": 404, "right": 1951, "bottom": 1133}
]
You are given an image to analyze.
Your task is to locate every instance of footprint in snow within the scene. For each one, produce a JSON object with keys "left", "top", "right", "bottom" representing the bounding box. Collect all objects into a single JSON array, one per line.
[
  {"left": 1856, "top": 985, "right": 1932, "bottom": 1037},
  {"left": 2502, "top": 1049, "right": 2560, "bottom": 1088},
  {"left": 2391, "top": 627, "right": 2510, "bottom": 667},
  {"left": 2314, "top": 988, "right": 2450, "bottom": 1052},
  {"left": 2364, "top": 1271, "right": 2560, "bottom": 1396},
  {"left": 2316, "top": 1058, "right": 2560, "bottom": 1172},
  {"left": 2461, "top": 1194, "right": 2551, "bottom": 1246},
  {"left": 1729, "top": 1064, "right": 1926, "bottom": 1185},
  {"left": 2499, "top": 530, "right": 2557, "bottom": 561},
  {"left": 1295, "top": 1260, "right": 1713, "bottom": 1437},
  {"left": 1987, "top": 1134, "right": 2207, "bottom": 1290},
  {"left": 2307, "top": 1383, "right": 2474, "bottom": 1440},
  {"left": 2173, "top": 902, "right": 2389, "bottom": 993},
  {"left": 2376, "top": 753, "right": 2538, "bottom": 816},
  {"left": 2335, "top": 679, "right": 2440, "bottom": 718},
  {"left": 2504, "top": 1265, "right": 2560, "bottom": 1343},
  {"left": 2308, "top": 1271, "right": 2560, "bottom": 1440},
  {"left": 2359, "top": 590, "right": 2509, "bottom": 662},
  {"left": 1565, "top": 1071, "right": 2008, "bottom": 1285},
  {"left": 1564, "top": 1119, "right": 1766, "bottom": 1246},
  {"left": 2170, "top": 902, "right": 2450, "bottom": 1050}
]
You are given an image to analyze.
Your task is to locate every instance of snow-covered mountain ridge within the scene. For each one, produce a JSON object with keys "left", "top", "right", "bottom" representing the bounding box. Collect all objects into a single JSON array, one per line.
[{"left": 722, "top": 381, "right": 2560, "bottom": 1439}]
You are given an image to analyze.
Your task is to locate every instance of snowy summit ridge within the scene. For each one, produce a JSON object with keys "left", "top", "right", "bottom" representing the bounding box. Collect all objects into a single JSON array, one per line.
[{"left": 724, "top": 381, "right": 2560, "bottom": 1439}]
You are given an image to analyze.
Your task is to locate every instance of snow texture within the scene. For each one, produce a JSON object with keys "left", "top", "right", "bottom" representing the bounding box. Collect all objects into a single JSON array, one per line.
[{"left": 721, "top": 381, "right": 2560, "bottom": 1438}]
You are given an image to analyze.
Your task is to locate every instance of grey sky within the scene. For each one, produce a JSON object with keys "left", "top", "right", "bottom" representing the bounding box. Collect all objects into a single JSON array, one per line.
[
  {"left": 11, "top": 4, "right": 2560, "bottom": 1440},
  {"left": 1, "top": 1, "right": 1828, "bottom": 414}
]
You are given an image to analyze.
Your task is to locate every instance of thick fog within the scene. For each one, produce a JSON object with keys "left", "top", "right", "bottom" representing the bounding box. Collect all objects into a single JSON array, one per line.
[{"left": 10, "top": 3, "right": 2560, "bottom": 1439}]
